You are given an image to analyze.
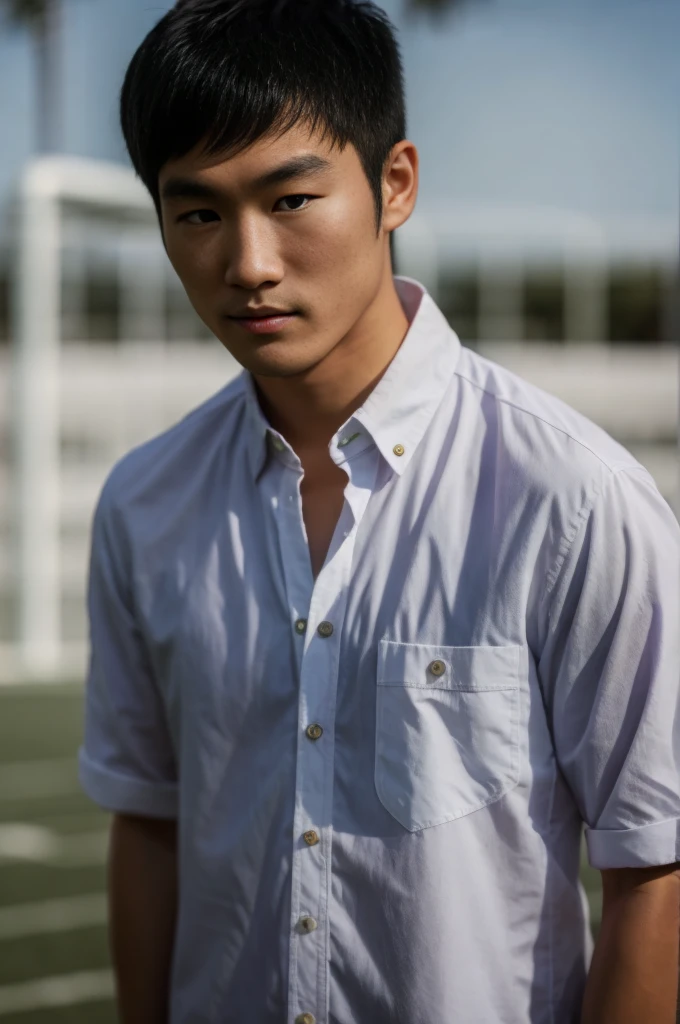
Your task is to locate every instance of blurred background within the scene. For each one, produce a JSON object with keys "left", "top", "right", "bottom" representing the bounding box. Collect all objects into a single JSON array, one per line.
[{"left": 0, "top": 0, "right": 678, "bottom": 1020}]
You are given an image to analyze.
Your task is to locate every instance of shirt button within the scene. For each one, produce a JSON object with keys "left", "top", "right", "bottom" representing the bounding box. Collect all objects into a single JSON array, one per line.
[
  {"left": 317, "top": 621, "right": 334, "bottom": 638},
  {"left": 270, "top": 435, "right": 285, "bottom": 452},
  {"left": 295, "top": 1015, "right": 316, "bottom": 1024},
  {"left": 294, "top": 618, "right": 307, "bottom": 635},
  {"left": 298, "top": 915, "right": 318, "bottom": 933},
  {"left": 305, "top": 723, "right": 323, "bottom": 741},
  {"left": 428, "top": 659, "right": 446, "bottom": 678},
  {"left": 303, "top": 829, "right": 320, "bottom": 846},
  {"left": 393, "top": 443, "right": 405, "bottom": 456}
]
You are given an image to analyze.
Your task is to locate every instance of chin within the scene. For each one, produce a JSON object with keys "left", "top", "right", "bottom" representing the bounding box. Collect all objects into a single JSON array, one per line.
[
  {"left": 245, "top": 353, "right": 322, "bottom": 379},
  {"left": 219, "top": 334, "right": 332, "bottom": 380}
]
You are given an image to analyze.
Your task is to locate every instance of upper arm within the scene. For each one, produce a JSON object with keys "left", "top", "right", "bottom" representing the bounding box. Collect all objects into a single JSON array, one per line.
[
  {"left": 111, "top": 813, "right": 178, "bottom": 850},
  {"left": 79, "top": 479, "right": 178, "bottom": 820},
  {"left": 537, "top": 467, "right": 680, "bottom": 871}
]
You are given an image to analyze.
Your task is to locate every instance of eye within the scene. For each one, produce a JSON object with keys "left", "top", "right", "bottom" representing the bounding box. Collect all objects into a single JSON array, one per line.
[
  {"left": 178, "top": 209, "right": 220, "bottom": 225},
  {"left": 275, "top": 194, "right": 314, "bottom": 212}
]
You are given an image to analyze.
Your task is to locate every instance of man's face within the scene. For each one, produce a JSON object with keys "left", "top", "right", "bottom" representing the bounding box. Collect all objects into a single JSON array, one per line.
[{"left": 159, "top": 121, "right": 391, "bottom": 378}]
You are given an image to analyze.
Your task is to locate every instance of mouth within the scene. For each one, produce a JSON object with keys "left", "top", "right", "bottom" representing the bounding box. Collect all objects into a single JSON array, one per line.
[{"left": 227, "top": 312, "right": 299, "bottom": 334}]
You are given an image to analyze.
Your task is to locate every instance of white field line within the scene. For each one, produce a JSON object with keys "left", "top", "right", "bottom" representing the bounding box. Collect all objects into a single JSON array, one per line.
[
  {"left": 58, "top": 830, "right": 109, "bottom": 866},
  {"left": 24, "top": 812, "right": 109, "bottom": 835},
  {"left": 0, "top": 681, "right": 84, "bottom": 694},
  {"left": 0, "top": 758, "right": 80, "bottom": 801},
  {"left": 0, "top": 893, "right": 107, "bottom": 940},
  {"left": 0, "top": 969, "right": 114, "bottom": 1016},
  {"left": 0, "top": 823, "right": 108, "bottom": 866}
]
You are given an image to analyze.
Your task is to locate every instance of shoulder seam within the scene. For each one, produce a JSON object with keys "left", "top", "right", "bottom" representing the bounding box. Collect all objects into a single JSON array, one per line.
[
  {"left": 453, "top": 365, "right": 630, "bottom": 474},
  {"left": 178, "top": 370, "right": 246, "bottom": 426},
  {"left": 107, "top": 371, "right": 247, "bottom": 483}
]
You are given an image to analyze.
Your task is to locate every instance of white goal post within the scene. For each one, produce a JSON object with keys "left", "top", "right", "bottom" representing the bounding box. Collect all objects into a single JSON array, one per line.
[
  {"left": 11, "top": 158, "right": 158, "bottom": 681},
  {"left": 7, "top": 157, "right": 248, "bottom": 684}
]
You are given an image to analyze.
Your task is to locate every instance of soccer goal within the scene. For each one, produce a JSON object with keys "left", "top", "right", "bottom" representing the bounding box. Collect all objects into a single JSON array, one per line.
[{"left": 2, "top": 156, "right": 244, "bottom": 683}]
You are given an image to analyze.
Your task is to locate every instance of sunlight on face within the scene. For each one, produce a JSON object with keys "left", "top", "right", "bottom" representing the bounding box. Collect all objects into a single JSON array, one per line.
[{"left": 159, "top": 121, "right": 389, "bottom": 378}]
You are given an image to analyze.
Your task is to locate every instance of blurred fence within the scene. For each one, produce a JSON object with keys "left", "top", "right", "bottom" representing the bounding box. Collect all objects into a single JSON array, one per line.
[{"left": 0, "top": 156, "right": 677, "bottom": 683}]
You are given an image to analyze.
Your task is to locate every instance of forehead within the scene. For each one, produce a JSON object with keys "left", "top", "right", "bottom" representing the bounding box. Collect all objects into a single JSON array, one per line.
[{"left": 158, "top": 120, "right": 353, "bottom": 193}]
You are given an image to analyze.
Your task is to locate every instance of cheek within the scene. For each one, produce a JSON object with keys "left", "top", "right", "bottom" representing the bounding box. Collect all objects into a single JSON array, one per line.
[
  {"left": 291, "top": 208, "right": 383, "bottom": 333},
  {"left": 166, "top": 235, "right": 224, "bottom": 295},
  {"left": 291, "top": 195, "right": 378, "bottom": 276}
]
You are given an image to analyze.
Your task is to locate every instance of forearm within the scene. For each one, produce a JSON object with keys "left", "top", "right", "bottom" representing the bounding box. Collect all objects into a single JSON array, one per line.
[
  {"left": 581, "top": 867, "right": 680, "bottom": 1024},
  {"left": 108, "top": 813, "right": 178, "bottom": 1024}
]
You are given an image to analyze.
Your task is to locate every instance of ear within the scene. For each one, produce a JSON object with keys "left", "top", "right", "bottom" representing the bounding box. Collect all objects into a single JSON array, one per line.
[{"left": 381, "top": 140, "right": 419, "bottom": 235}]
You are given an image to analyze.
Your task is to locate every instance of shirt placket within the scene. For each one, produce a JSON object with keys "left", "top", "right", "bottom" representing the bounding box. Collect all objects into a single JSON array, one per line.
[{"left": 272, "top": 447, "right": 376, "bottom": 1024}]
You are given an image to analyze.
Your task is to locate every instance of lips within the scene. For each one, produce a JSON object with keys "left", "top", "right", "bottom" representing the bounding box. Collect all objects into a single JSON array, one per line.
[
  {"left": 228, "top": 311, "right": 295, "bottom": 319},
  {"left": 228, "top": 312, "right": 299, "bottom": 334}
]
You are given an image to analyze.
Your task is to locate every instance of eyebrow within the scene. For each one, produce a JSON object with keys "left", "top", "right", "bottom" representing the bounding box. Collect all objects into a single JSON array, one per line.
[{"left": 160, "top": 154, "right": 333, "bottom": 202}]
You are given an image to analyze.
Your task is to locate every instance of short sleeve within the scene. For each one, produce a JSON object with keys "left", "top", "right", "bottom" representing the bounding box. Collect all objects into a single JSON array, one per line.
[
  {"left": 78, "top": 477, "right": 178, "bottom": 818},
  {"left": 537, "top": 466, "right": 680, "bottom": 869}
]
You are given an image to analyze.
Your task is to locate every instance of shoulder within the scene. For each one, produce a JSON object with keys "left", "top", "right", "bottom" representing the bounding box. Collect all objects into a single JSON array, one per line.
[
  {"left": 447, "top": 345, "right": 673, "bottom": 590},
  {"left": 452, "top": 344, "right": 647, "bottom": 497},
  {"left": 95, "top": 371, "right": 248, "bottom": 531}
]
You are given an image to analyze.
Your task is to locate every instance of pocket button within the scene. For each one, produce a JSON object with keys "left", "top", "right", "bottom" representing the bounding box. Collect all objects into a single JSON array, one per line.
[{"left": 428, "top": 659, "right": 446, "bottom": 679}]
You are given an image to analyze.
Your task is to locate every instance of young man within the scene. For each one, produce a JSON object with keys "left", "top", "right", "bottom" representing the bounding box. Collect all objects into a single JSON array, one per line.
[{"left": 79, "top": 1, "right": 680, "bottom": 1022}]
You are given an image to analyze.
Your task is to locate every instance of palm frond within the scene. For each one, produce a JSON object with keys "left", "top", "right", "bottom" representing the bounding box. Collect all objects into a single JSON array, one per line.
[
  {"left": 404, "top": 0, "right": 488, "bottom": 19},
  {"left": 1, "top": 0, "right": 48, "bottom": 26}
]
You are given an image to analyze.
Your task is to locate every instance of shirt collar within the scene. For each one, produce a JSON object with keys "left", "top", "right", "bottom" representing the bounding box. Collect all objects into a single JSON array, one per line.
[
  {"left": 243, "top": 371, "right": 282, "bottom": 480},
  {"left": 244, "top": 275, "right": 461, "bottom": 480}
]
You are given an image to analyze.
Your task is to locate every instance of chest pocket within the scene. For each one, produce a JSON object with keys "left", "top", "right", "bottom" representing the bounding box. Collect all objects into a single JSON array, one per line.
[{"left": 375, "top": 641, "right": 521, "bottom": 832}]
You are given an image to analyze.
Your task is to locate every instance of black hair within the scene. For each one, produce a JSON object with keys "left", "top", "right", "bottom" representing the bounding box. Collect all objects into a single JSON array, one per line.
[{"left": 120, "top": 0, "right": 407, "bottom": 242}]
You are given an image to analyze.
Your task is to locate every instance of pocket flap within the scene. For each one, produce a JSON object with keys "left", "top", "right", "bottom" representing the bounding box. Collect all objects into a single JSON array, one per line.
[{"left": 377, "top": 641, "right": 520, "bottom": 691}]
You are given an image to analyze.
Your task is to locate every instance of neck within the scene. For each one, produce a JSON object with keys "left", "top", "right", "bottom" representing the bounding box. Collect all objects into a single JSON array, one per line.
[{"left": 253, "top": 273, "right": 410, "bottom": 454}]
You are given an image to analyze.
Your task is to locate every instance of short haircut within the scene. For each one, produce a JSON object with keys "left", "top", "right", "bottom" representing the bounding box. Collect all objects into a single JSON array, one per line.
[{"left": 120, "top": 0, "right": 407, "bottom": 237}]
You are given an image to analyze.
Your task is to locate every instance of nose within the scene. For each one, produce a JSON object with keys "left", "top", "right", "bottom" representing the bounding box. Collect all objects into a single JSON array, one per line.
[{"left": 222, "top": 215, "right": 284, "bottom": 291}]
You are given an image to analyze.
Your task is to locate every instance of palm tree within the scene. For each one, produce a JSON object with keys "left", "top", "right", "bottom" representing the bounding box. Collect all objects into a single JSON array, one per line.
[
  {"left": 408, "top": 0, "right": 458, "bottom": 9},
  {"left": 2, "top": 0, "right": 470, "bottom": 153},
  {"left": 2, "top": 0, "right": 62, "bottom": 152},
  {"left": 405, "top": 0, "right": 487, "bottom": 18}
]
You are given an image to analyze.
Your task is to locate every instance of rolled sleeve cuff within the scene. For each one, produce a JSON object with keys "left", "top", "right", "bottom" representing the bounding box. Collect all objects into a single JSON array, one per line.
[
  {"left": 78, "top": 748, "right": 179, "bottom": 819},
  {"left": 585, "top": 817, "right": 680, "bottom": 869}
]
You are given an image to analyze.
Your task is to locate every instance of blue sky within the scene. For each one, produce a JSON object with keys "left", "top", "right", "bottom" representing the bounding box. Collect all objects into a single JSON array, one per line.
[{"left": 0, "top": 0, "right": 678, "bottom": 255}]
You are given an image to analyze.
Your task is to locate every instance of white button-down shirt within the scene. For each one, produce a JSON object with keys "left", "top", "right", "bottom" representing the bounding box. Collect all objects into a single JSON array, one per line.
[{"left": 80, "top": 276, "right": 680, "bottom": 1024}]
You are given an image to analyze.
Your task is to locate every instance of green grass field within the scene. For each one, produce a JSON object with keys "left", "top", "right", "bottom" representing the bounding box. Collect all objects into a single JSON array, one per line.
[
  {"left": 0, "top": 685, "right": 114, "bottom": 1023},
  {"left": 0, "top": 684, "right": 603, "bottom": 1022}
]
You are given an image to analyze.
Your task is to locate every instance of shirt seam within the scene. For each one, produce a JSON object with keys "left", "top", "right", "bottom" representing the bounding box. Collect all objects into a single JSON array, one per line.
[
  {"left": 452, "top": 367, "right": 637, "bottom": 475},
  {"left": 543, "top": 465, "right": 634, "bottom": 603},
  {"left": 79, "top": 748, "right": 178, "bottom": 792},
  {"left": 587, "top": 813, "right": 680, "bottom": 835},
  {"left": 546, "top": 764, "right": 557, "bottom": 1024}
]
